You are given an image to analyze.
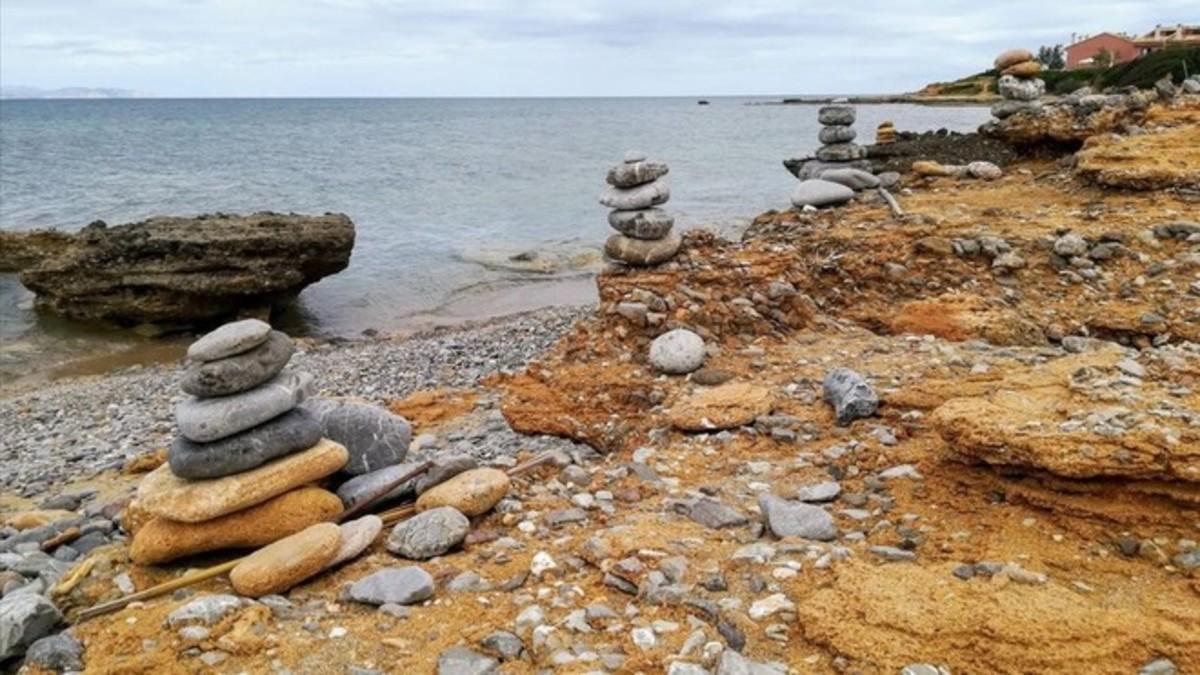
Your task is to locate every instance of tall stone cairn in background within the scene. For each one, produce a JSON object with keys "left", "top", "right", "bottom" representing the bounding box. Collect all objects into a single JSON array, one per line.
[
  {"left": 600, "top": 152, "right": 681, "bottom": 266},
  {"left": 814, "top": 105, "right": 865, "bottom": 163},
  {"left": 992, "top": 49, "right": 1045, "bottom": 119}
]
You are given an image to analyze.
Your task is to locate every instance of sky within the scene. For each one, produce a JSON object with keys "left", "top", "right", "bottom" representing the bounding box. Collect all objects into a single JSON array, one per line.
[{"left": 1, "top": 0, "right": 1196, "bottom": 97}]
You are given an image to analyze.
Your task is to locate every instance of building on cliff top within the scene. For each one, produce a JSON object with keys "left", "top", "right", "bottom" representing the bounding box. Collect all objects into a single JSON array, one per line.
[{"left": 1065, "top": 23, "right": 1199, "bottom": 70}]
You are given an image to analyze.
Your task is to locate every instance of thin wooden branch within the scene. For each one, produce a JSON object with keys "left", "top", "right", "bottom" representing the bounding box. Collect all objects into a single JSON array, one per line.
[
  {"left": 879, "top": 188, "right": 904, "bottom": 218},
  {"left": 75, "top": 559, "right": 241, "bottom": 621}
]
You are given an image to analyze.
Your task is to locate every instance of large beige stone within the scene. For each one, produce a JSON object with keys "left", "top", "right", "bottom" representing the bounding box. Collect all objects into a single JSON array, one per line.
[
  {"left": 129, "top": 487, "right": 342, "bottom": 565},
  {"left": 669, "top": 382, "right": 775, "bottom": 431},
  {"left": 137, "top": 439, "right": 347, "bottom": 523},
  {"left": 994, "top": 48, "right": 1034, "bottom": 70},
  {"left": 1002, "top": 60, "right": 1042, "bottom": 77},
  {"left": 230, "top": 522, "right": 341, "bottom": 597},
  {"left": 415, "top": 468, "right": 510, "bottom": 516}
]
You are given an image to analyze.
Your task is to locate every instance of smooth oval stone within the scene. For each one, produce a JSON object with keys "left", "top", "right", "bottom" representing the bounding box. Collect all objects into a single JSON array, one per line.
[
  {"left": 606, "top": 160, "right": 669, "bottom": 189},
  {"left": 1002, "top": 60, "right": 1041, "bottom": 77},
  {"left": 791, "top": 179, "right": 855, "bottom": 208},
  {"left": 176, "top": 370, "right": 314, "bottom": 443},
  {"left": 994, "top": 48, "right": 1034, "bottom": 70},
  {"left": 819, "top": 168, "right": 881, "bottom": 191},
  {"left": 604, "top": 232, "right": 682, "bottom": 266},
  {"left": 386, "top": 506, "right": 469, "bottom": 559},
  {"left": 607, "top": 208, "right": 674, "bottom": 240},
  {"left": 758, "top": 494, "right": 837, "bottom": 541},
  {"left": 187, "top": 319, "right": 272, "bottom": 362},
  {"left": 180, "top": 331, "right": 294, "bottom": 397},
  {"left": 168, "top": 407, "right": 322, "bottom": 480},
  {"left": 598, "top": 179, "right": 670, "bottom": 210},
  {"left": 137, "top": 439, "right": 348, "bottom": 523},
  {"left": 416, "top": 468, "right": 510, "bottom": 516},
  {"left": 817, "top": 105, "right": 855, "bottom": 126},
  {"left": 346, "top": 567, "right": 434, "bottom": 606},
  {"left": 649, "top": 328, "right": 705, "bottom": 375},
  {"left": 301, "top": 397, "right": 411, "bottom": 475},
  {"left": 815, "top": 142, "right": 866, "bottom": 162},
  {"left": 818, "top": 126, "right": 857, "bottom": 144},
  {"left": 230, "top": 522, "right": 341, "bottom": 597},
  {"left": 324, "top": 515, "right": 383, "bottom": 569},
  {"left": 130, "top": 486, "right": 342, "bottom": 565},
  {"left": 623, "top": 150, "right": 646, "bottom": 163}
]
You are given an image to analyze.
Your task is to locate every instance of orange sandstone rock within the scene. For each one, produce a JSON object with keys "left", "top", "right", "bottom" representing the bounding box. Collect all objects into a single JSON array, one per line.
[
  {"left": 416, "top": 468, "right": 510, "bottom": 516},
  {"left": 668, "top": 382, "right": 775, "bottom": 431},
  {"left": 229, "top": 522, "right": 341, "bottom": 597}
]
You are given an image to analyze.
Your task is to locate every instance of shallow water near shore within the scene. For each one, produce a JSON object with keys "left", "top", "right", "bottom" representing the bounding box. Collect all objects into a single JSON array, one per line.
[{"left": 0, "top": 97, "right": 991, "bottom": 381}]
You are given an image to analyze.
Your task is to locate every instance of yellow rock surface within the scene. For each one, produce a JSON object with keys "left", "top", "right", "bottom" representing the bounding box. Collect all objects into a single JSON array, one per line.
[
  {"left": 416, "top": 468, "right": 510, "bottom": 516},
  {"left": 229, "top": 522, "right": 341, "bottom": 597}
]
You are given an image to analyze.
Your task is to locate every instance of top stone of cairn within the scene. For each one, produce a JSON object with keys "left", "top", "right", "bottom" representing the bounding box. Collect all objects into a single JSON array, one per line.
[
  {"left": 817, "top": 106, "right": 855, "bottom": 126},
  {"left": 187, "top": 319, "right": 272, "bottom": 362},
  {"left": 994, "top": 48, "right": 1034, "bottom": 70}
]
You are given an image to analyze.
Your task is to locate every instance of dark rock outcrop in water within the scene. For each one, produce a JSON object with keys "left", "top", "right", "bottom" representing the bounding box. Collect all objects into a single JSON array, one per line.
[{"left": 17, "top": 212, "right": 355, "bottom": 325}]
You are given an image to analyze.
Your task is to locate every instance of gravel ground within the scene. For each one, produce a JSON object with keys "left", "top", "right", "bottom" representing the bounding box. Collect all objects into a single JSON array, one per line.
[{"left": 0, "top": 306, "right": 590, "bottom": 495}]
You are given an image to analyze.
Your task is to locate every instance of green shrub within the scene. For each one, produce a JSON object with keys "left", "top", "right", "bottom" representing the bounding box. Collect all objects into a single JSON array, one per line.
[{"left": 1098, "top": 46, "right": 1200, "bottom": 88}]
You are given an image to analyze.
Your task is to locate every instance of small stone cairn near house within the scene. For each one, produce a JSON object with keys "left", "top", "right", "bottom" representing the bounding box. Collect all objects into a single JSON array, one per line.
[
  {"left": 991, "top": 48, "right": 1045, "bottom": 119},
  {"left": 789, "top": 105, "right": 882, "bottom": 209},
  {"left": 600, "top": 151, "right": 680, "bottom": 266}
]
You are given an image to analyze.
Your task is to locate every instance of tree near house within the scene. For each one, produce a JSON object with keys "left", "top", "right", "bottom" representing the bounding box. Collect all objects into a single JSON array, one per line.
[
  {"left": 1036, "top": 45, "right": 1065, "bottom": 70},
  {"left": 1093, "top": 48, "right": 1114, "bottom": 68}
]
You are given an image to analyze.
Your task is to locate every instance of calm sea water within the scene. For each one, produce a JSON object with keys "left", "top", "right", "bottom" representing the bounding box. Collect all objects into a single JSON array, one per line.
[{"left": 0, "top": 97, "right": 990, "bottom": 377}]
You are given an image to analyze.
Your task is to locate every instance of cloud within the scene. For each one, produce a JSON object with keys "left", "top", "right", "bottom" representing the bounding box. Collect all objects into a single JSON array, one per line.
[{"left": 1, "top": 0, "right": 1196, "bottom": 95}]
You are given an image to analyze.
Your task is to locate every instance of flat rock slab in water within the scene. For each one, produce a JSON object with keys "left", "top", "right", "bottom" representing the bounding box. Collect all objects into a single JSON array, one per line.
[
  {"left": 175, "top": 370, "right": 313, "bottom": 443},
  {"left": 180, "top": 330, "right": 294, "bottom": 397},
  {"left": 187, "top": 319, "right": 272, "bottom": 362},
  {"left": 301, "top": 397, "right": 411, "bottom": 475},
  {"left": 169, "top": 407, "right": 322, "bottom": 480}
]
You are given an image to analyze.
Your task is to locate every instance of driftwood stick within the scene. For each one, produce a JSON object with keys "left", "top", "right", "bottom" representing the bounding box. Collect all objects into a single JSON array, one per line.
[
  {"left": 41, "top": 527, "right": 82, "bottom": 552},
  {"left": 879, "top": 187, "right": 904, "bottom": 218},
  {"left": 75, "top": 559, "right": 241, "bottom": 621}
]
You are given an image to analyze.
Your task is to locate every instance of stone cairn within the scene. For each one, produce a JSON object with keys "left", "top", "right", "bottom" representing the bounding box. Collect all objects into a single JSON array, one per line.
[
  {"left": 992, "top": 49, "right": 1045, "bottom": 120},
  {"left": 599, "top": 151, "right": 680, "bottom": 266},
  {"left": 875, "top": 120, "right": 896, "bottom": 145},
  {"left": 789, "top": 105, "right": 886, "bottom": 210}
]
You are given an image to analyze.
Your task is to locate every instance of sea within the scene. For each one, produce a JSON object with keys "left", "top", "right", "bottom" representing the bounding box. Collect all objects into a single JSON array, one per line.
[{"left": 0, "top": 97, "right": 991, "bottom": 381}]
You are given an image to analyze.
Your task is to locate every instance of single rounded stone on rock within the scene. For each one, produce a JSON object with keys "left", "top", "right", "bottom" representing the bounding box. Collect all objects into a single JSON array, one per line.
[
  {"left": 230, "top": 522, "right": 341, "bottom": 597},
  {"left": 386, "top": 506, "right": 469, "bottom": 559},
  {"left": 607, "top": 208, "right": 674, "bottom": 240},
  {"left": 815, "top": 142, "right": 866, "bottom": 162},
  {"left": 598, "top": 179, "right": 670, "bottom": 210},
  {"left": 818, "top": 125, "right": 857, "bottom": 144},
  {"left": 604, "top": 232, "right": 682, "bottom": 266},
  {"left": 1002, "top": 60, "right": 1042, "bottom": 77},
  {"left": 997, "top": 74, "right": 1044, "bottom": 102},
  {"left": 817, "top": 105, "right": 855, "bottom": 126},
  {"left": 607, "top": 160, "right": 669, "bottom": 189},
  {"left": 187, "top": 319, "right": 272, "bottom": 363},
  {"left": 168, "top": 407, "right": 322, "bottom": 480},
  {"left": 994, "top": 48, "right": 1034, "bottom": 70},
  {"left": 648, "top": 328, "right": 705, "bottom": 374},
  {"left": 823, "top": 368, "right": 879, "bottom": 426},
  {"left": 180, "top": 330, "right": 294, "bottom": 397},
  {"left": 176, "top": 370, "right": 314, "bottom": 443},
  {"left": 790, "top": 179, "right": 854, "bottom": 208},
  {"left": 301, "top": 397, "right": 411, "bottom": 475},
  {"left": 758, "top": 494, "right": 838, "bottom": 541},
  {"left": 668, "top": 382, "right": 775, "bottom": 431},
  {"left": 137, "top": 439, "right": 348, "bottom": 523},
  {"left": 324, "top": 515, "right": 383, "bottom": 569},
  {"left": 130, "top": 486, "right": 342, "bottom": 565},
  {"left": 347, "top": 567, "right": 435, "bottom": 605},
  {"left": 819, "top": 168, "right": 880, "bottom": 191},
  {"left": 416, "top": 468, "right": 511, "bottom": 516},
  {"left": 967, "top": 161, "right": 1002, "bottom": 181},
  {"left": 623, "top": 150, "right": 646, "bottom": 163}
]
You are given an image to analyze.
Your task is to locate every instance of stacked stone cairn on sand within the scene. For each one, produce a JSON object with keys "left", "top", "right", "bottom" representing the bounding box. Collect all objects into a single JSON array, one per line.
[
  {"left": 992, "top": 48, "right": 1045, "bottom": 120},
  {"left": 600, "top": 151, "right": 681, "bottom": 266},
  {"left": 790, "top": 105, "right": 882, "bottom": 209}
]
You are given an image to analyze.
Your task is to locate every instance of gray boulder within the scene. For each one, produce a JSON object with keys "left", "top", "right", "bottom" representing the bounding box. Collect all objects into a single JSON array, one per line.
[
  {"left": 818, "top": 125, "right": 856, "bottom": 144},
  {"left": 386, "top": 507, "right": 470, "bottom": 560},
  {"left": 437, "top": 646, "right": 499, "bottom": 675},
  {"left": 607, "top": 160, "right": 669, "bottom": 189},
  {"left": 608, "top": 208, "right": 674, "bottom": 240},
  {"left": 180, "top": 330, "right": 294, "bottom": 397},
  {"left": 301, "top": 398, "right": 411, "bottom": 475},
  {"left": 758, "top": 494, "right": 837, "bottom": 541},
  {"left": 168, "top": 407, "right": 322, "bottom": 479},
  {"left": 997, "top": 74, "right": 1044, "bottom": 101},
  {"left": 347, "top": 567, "right": 435, "bottom": 605},
  {"left": 823, "top": 368, "right": 879, "bottom": 426},
  {"left": 819, "top": 168, "right": 880, "bottom": 191},
  {"left": 187, "top": 319, "right": 272, "bottom": 362},
  {"left": 175, "top": 370, "right": 313, "bottom": 442},
  {"left": 0, "top": 594, "right": 61, "bottom": 660},
  {"left": 790, "top": 179, "right": 854, "bottom": 208},
  {"left": 599, "top": 179, "right": 670, "bottom": 210},
  {"left": 648, "top": 329, "right": 705, "bottom": 375},
  {"left": 1183, "top": 78, "right": 1200, "bottom": 95},
  {"left": 25, "top": 632, "right": 84, "bottom": 672},
  {"left": 337, "top": 460, "right": 427, "bottom": 510},
  {"left": 817, "top": 105, "right": 855, "bottom": 126}
]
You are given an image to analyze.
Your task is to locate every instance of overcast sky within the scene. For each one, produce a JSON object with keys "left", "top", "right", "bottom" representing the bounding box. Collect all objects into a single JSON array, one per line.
[{"left": 1, "top": 1, "right": 1195, "bottom": 97}]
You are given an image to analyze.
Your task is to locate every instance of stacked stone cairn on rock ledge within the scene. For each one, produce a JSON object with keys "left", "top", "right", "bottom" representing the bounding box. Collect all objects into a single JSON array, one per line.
[
  {"left": 790, "top": 105, "right": 883, "bottom": 209},
  {"left": 875, "top": 120, "right": 896, "bottom": 145},
  {"left": 600, "top": 151, "right": 681, "bottom": 266},
  {"left": 991, "top": 48, "right": 1045, "bottom": 120}
]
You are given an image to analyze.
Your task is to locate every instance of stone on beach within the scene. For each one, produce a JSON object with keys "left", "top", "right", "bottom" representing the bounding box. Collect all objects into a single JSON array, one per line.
[
  {"left": 991, "top": 100, "right": 1042, "bottom": 119},
  {"left": 648, "top": 328, "right": 706, "bottom": 374},
  {"left": 598, "top": 179, "right": 670, "bottom": 210},
  {"left": 794, "top": 481, "right": 841, "bottom": 503},
  {"left": 229, "top": 522, "right": 341, "bottom": 597},
  {"left": 790, "top": 179, "right": 855, "bottom": 208},
  {"left": 824, "top": 368, "right": 879, "bottom": 426},
  {"left": 416, "top": 468, "right": 511, "bottom": 516},
  {"left": 819, "top": 168, "right": 881, "bottom": 191},
  {"left": 968, "top": 161, "right": 1003, "bottom": 180},
  {"left": 818, "top": 125, "right": 857, "bottom": 144},
  {"left": 815, "top": 143, "right": 866, "bottom": 162},
  {"left": 607, "top": 208, "right": 674, "bottom": 240},
  {"left": 997, "top": 75, "right": 1044, "bottom": 102},
  {"left": 301, "top": 397, "right": 411, "bottom": 475},
  {"left": 606, "top": 160, "right": 669, "bottom": 189},
  {"left": 180, "top": 330, "right": 294, "bottom": 397},
  {"left": 438, "top": 646, "right": 500, "bottom": 675},
  {"left": 1002, "top": 60, "right": 1042, "bottom": 77},
  {"left": 817, "top": 105, "right": 855, "bottom": 126},
  {"left": 137, "top": 439, "right": 348, "bottom": 523},
  {"left": 994, "top": 48, "right": 1034, "bottom": 70},
  {"left": 168, "top": 407, "right": 323, "bottom": 480},
  {"left": 669, "top": 382, "right": 775, "bottom": 431},
  {"left": 129, "top": 486, "right": 342, "bottom": 565},
  {"left": 337, "top": 461, "right": 427, "bottom": 511},
  {"left": 187, "top": 319, "right": 273, "bottom": 363},
  {"left": 325, "top": 515, "right": 383, "bottom": 569},
  {"left": 175, "top": 370, "right": 314, "bottom": 443},
  {"left": 347, "top": 567, "right": 435, "bottom": 606},
  {"left": 759, "top": 494, "right": 838, "bottom": 541},
  {"left": 386, "top": 506, "right": 470, "bottom": 559},
  {"left": 0, "top": 594, "right": 61, "bottom": 660},
  {"left": 604, "top": 232, "right": 682, "bottom": 266}
]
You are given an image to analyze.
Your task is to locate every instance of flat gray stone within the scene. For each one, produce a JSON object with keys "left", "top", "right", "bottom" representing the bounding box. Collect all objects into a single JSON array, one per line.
[
  {"left": 991, "top": 99, "right": 1042, "bottom": 119},
  {"left": 815, "top": 142, "right": 866, "bottom": 162},
  {"left": 794, "top": 481, "right": 841, "bottom": 503},
  {"left": 479, "top": 630, "right": 524, "bottom": 661},
  {"left": 599, "top": 178, "right": 670, "bottom": 210},
  {"left": 301, "top": 397, "right": 411, "bottom": 475},
  {"left": 605, "top": 232, "right": 682, "bottom": 266},
  {"left": 823, "top": 368, "right": 879, "bottom": 426},
  {"left": 817, "top": 105, "right": 855, "bottom": 126},
  {"left": 187, "top": 319, "right": 272, "bottom": 362},
  {"left": 608, "top": 208, "right": 674, "bottom": 240},
  {"left": 0, "top": 594, "right": 61, "bottom": 660},
  {"left": 819, "top": 168, "right": 880, "bottom": 191},
  {"left": 180, "top": 330, "right": 294, "bottom": 397},
  {"left": 607, "top": 160, "right": 669, "bottom": 189},
  {"left": 337, "top": 461, "right": 426, "bottom": 510},
  {"left": 758, "top": 494, "right": 837, "bottom": 541},
  {"left": 175, "top": 370, "right": 313, "bottom": 442},
  {"left": 167, "top": 595, "right": 244, "bottom": 628},
  {"left": 168, "top": 407, "right": 322, "bottom": 479},
  {"left": 386, "top": 507, "right": 469, "bottom": 560},
  {"left": 790, "top": 179, "right": 854, "bottom": 208},
  {"left": 818, "top": 125, "right": 856, "bottom": 144},
  {"left": 437, "top": 646, "right": 499, "bottom": 675},
  {"left": 25, "top": 632, "right": 84, "bottom": 672},
  {"left": 347, "top": 567, "right": 435, "bottom": 606},
  {"left": 685, "top": 498, "right": 749, "bottom": 530},
  {"left": 649, "top": 329, "right": 705, "bottom": 375}
]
